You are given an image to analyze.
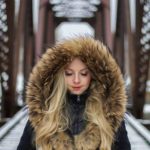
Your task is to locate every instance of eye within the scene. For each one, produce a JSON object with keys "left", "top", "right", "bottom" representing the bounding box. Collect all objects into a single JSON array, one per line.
[
  {"left": 65, "top": 71, "right": 73, "bottom": 76},
  {"left": 81, "top": 72, "right": 89, "bottom": 76}
]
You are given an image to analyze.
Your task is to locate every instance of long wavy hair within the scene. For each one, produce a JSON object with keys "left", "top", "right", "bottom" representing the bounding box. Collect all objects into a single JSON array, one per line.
[
  {"left": 35, "top": 62, "right": 114, "bottom": 150},
  {"left": 85, "top": 81, "right": 114, "bottom": 150},
  {"left": 35, "top": 68, "right": 68, "bottom": 149}
]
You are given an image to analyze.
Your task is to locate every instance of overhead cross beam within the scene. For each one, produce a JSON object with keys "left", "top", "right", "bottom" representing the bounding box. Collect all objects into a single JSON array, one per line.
[{"left": 50, "top": 0, "right": 101, "bottom": 19}]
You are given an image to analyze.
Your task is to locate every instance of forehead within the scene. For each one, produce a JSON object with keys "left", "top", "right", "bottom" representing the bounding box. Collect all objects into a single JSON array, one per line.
[{"left": 65, "top": 58, "right": 88, "bottom": 70}]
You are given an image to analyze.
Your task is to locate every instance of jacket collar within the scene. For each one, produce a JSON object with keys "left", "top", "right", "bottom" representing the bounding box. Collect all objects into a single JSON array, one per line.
[{"left": 67, "top": 90, "right": 90, "bottom": 106}]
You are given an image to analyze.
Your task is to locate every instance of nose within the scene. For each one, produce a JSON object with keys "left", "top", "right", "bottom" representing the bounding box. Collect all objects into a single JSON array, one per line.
[{"left": 73, "top": 74, "right": 80, "bottom": 84}]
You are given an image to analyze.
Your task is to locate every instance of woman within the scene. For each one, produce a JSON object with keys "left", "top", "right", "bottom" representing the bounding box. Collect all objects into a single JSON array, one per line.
[{"left": 17, "top": 36, "right": 131, "bottom": 150}]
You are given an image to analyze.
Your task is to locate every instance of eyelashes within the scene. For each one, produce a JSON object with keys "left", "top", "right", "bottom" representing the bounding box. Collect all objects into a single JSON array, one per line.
[
  {"left": 65, "top": 71, "right": 89, "bottom": 76},
  {"left": 80, "top": 73, "right": 88, "bottom": 76},
  {"left": 65, "top": 72, "right": 73, "bottom": 76}
]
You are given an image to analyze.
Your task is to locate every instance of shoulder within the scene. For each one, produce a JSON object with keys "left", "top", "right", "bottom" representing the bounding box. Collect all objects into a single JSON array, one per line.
[
  {"left": 112, "top": 120, "right": 131, "bottom": 150},
  {"left": 17, "top": 120, "right": 36, "bottom": 150}
]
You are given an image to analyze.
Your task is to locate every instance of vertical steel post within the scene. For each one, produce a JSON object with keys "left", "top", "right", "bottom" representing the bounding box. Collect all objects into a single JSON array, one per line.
[
  {"left": 35, "top": 0, "right": 49, "bottom": 62},
  {"left": 3, "top": 0, "right": 16, "bottom": 117},
  {"left": 113, "top": 0, "right": 125, "bottom": 73}
]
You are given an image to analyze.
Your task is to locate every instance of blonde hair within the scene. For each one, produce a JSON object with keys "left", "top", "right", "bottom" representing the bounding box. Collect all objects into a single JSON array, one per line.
[
  {"left": 85, "top": 81, "right": 114, "bottom": 150},
  {"left": 36, "top": 69, "right": 69, "bottom": 149},
  {"left": 36, "top": 68, "right": 114, "bottom": 150}
]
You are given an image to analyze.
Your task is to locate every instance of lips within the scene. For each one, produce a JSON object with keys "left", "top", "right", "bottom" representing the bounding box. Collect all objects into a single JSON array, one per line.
[
  {"left": 73, "top": 86, "right": 81, "bottom": 88},
  {"left": 72, "top": 86, "right": 82, "bottom": 90}
]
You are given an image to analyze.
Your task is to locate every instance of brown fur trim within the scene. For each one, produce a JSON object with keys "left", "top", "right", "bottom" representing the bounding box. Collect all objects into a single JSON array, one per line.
[
  {"left": 49, "top": 132, "right": 74, "bottom": 150},
  {"left": 74, "top": 123, "right": 100, "bottom": 150},
  {"left": 26, "top": 36, "right": 127, "bottom": 148},
  {"left": 37, "top": 123, "right": 100, "bottom": 150}
]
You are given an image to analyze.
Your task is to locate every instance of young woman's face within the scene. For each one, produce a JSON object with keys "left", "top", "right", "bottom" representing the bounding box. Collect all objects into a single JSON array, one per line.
[{"left": 64, "top": 58, "right": 91, "bottom": 95}]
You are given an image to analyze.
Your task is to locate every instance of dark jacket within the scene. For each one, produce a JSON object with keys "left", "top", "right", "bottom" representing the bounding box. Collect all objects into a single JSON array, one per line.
[{"left": 19, "top": 36, "right": 131, "bottom": 149}]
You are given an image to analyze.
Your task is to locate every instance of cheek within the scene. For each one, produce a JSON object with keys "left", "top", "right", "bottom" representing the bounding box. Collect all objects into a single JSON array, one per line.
[
  {"left": 65, "top": 77, "right": 72, "bottom": 85},
  {"left": 84, "top": 76, "right": 91, "bottom": 86}
]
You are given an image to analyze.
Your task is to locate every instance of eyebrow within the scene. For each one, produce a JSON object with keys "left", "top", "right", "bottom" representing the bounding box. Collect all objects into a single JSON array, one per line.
[{"left": 65, "top": 68, "right": 89, "bottom": 71}]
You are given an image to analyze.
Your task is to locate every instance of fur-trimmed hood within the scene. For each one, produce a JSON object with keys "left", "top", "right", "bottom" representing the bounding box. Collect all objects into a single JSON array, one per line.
[{"left": 26, "top": 36, "right": 127, "bottom": 149}]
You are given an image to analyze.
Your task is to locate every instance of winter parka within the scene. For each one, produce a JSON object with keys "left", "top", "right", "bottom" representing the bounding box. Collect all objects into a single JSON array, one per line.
[{"left": 17, "top": 36, "right": 131, "bottom": 150}]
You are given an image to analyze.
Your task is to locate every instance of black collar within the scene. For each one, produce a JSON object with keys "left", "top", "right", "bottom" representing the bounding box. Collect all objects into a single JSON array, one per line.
[{"left": 67, "top": 90, "right": 90, "bottom": 106}]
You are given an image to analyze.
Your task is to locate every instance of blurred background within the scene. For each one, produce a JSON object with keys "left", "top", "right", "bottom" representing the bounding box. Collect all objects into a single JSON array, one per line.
[{"left": 0, "top": 0, "right": 150, "bottom": 149}]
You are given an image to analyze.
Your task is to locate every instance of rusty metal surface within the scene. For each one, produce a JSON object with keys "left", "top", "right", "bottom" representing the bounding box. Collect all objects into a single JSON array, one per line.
[
  {"left": 100, "top": 0, "right": 112, "bottom": 50},
  {"left": 45, "top": 5, "right": 55, "bottom": 47},
  {"left": 132, "top": 0, "right": 150, "bottom": 118},
  {"left": 35, "top": 0, "right": 49, "bottom": 62},
  {"left": 0, "top": 0, "right": 17, "bottom": 118},
  {"left": 23, "top": 0, "right": 35, "bottom": 86},
  {"left": 113, "top": 0, "right": 126, "bottom": 73}
]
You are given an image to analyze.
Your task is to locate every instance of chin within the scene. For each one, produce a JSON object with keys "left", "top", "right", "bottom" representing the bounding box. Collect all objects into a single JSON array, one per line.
[
  {"left": 73, "top": 92, "right": 82, "bottom": 95},
  {"left": 71, "top": 90, "right": 84, "bottom": 95}
]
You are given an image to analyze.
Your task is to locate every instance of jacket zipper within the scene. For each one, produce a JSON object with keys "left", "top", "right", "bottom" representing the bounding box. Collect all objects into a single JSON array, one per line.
[{"left": 77, "top": 95, "right": 80, "bottom": 102}]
